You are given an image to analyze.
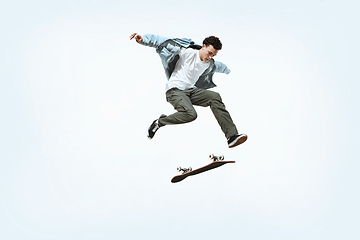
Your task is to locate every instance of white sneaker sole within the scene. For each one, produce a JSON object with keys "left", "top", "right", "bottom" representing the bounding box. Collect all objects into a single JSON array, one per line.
[{"left": 228, "top": 134, "right": 248, "bottom": 148}]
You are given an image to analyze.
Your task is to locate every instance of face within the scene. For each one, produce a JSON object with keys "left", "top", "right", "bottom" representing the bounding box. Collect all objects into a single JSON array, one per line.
[{"left": 199, "top": 44, "right": 219, "bottom": 62}]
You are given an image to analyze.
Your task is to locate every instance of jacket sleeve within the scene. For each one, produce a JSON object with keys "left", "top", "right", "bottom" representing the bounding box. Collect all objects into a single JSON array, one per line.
[
  {"left": 140, "top": 34, "right": 169, "bottom": 49},
  {"left": 214, "top": 61, "right": 230, "bottom": 74}
]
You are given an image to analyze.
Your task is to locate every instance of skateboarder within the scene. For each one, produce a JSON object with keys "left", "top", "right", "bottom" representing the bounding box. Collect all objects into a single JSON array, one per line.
[{"left": 129, "top": 33, "right": 247, "bottom": 148}]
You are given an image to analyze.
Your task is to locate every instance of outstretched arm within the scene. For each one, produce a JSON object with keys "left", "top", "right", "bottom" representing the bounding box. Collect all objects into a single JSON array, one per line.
[{"left": 130, "top": 33, "right": 169, "bottom": 48}]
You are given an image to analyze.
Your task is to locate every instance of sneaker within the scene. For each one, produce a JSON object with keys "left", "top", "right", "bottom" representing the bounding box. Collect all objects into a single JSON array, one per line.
[
  {"left": 147, "top": 120, "right": 160, "bottom": 139},
  {"left": 147, "top": 114, "right": 167, "bottom": 139},
  {"left": 228, "top": 134, "right": 247, "bottom": 148}
]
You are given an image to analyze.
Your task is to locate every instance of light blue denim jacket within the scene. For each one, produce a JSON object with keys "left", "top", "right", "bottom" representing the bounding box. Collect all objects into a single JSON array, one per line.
[{"left": 140, "top": 34, "right": 230, "bottom": 89}]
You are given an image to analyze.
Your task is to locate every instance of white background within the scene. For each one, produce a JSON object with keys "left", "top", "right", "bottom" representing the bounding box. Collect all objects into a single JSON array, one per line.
[{"left": 1, "top": 0, "right": 359, "bottom": 239}]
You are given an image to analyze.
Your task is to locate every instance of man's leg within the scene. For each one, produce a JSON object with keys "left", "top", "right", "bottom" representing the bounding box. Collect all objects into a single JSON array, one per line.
[
  {"left": 189, "top": 88, "right": 238, "bottom": 139},
  {"left": 158, "top": 88, "right": 197, "bottom": 126}
]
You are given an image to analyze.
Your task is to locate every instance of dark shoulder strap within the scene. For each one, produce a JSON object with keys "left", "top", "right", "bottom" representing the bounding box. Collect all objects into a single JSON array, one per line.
[{"left": 187, "top": 43, "right": 202, "bottom": 50}]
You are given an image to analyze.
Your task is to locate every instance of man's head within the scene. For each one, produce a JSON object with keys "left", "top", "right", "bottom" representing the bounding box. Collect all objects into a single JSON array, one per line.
[{"left": 199, "top": 36, "right": 222, "bottom": 62}]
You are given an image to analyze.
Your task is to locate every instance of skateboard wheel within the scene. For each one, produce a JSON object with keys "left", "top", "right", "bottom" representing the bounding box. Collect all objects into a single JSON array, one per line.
[
  {"left": 189, "top": 167, "right": 192, "bottom": 172},
  {"left": 177, "top": 167, "right": 182, "bottom": 172},
  {"left": 209, "top": 154, "right": 214, "bottom": 159},
  {"left": 219, "top": 155, "right": 224, "bottom": 160}
]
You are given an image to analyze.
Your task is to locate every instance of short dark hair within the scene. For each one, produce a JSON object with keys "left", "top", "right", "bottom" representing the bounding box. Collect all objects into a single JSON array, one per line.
[{"left": 203, "top": 36, "right": 222, "bottom": 50}]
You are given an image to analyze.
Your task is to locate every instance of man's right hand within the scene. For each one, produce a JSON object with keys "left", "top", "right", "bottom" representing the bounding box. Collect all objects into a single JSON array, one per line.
[{"left": 130, "top": 33, "right": 143, "bottom": 44}]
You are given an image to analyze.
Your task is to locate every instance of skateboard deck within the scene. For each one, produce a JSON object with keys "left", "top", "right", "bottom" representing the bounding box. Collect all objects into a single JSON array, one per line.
[{"left": 171, "top": 155, "right": 235, "bottom": 183}]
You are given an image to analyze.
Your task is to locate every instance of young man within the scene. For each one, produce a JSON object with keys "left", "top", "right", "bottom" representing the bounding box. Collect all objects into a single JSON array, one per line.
[{"left": 129, "top": 33, "right": 247, "bottom": 148}]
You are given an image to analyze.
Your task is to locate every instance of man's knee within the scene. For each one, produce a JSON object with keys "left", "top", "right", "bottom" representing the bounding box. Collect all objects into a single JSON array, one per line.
[
  {"left": 208, "top": 91, "right": 222, "bottom": 101},
  {"left": 186, "top": 109, "right": 197, "bottom": 122},
  {"left": 208, "top": 91, "right": 226, "bottom": 110}
]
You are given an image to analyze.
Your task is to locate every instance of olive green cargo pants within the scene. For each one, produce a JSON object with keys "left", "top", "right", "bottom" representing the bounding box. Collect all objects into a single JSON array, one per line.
[{"left": 158, "top": 88, "right": 238, "bottom": 139}]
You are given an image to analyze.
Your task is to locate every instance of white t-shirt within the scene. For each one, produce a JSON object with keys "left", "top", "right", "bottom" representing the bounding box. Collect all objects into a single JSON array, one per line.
[{"left": 166, "top": 48, "right": 210, "bottom": 92}]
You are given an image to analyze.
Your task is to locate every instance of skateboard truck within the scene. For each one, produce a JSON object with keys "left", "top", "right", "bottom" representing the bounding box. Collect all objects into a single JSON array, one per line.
[
  {"left": 209, "top": 154, "right": 224, "bottom": 161},
  {"left": 177, "top": 167, "right": 192, "bottom": 174}
]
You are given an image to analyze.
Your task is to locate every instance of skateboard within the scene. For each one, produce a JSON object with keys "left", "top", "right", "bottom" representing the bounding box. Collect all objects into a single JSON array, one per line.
[{"left": 171, "top": 154, "right": 235, "bottom": 183}]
